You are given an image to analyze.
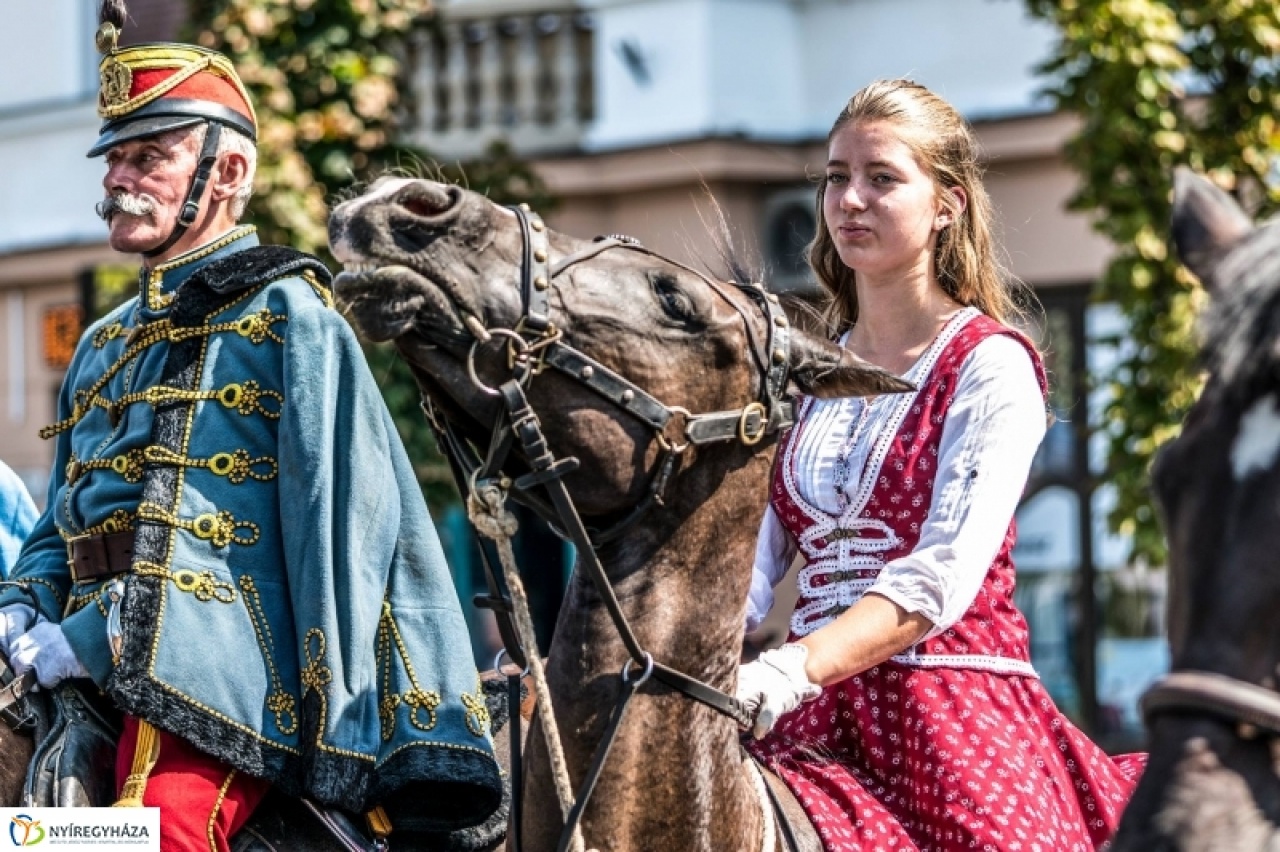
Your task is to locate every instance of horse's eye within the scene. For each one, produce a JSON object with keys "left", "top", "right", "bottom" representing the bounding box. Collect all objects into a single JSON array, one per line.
[{"left": 652, "top": 273, "right": 695, "bottom": 322}]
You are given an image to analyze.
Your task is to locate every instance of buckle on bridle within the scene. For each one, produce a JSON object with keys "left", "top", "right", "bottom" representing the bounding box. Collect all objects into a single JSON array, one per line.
[{"left": 738, "top": 401, "right": 768, "bottom": 446}]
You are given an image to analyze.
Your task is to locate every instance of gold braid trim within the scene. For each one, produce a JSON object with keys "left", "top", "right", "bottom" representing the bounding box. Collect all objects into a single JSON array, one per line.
[
  {"left": 93, "top": 322, "right": 125, "bottom": 348},
  {"left": 42, "top": 319, "right": 174, "bottom": 438},
  {"left": 149, "top": 446, "right": 278, "bottom": 484},
  {"left": 143, "top": 227, "right": 255, "bottom": 311},
  {"left": 71, "top": 446, "right": 278, "bottom": 486},
  {"left": 113, "top": 719, "right": 161, "bottom": 807},
  {"left": 302, "top": 271, "right": 333, "bottom": 309},
  {"left": 207, "top": 770, "right": 238, "bottom": 851},
  {"left": 300, "top": 629, "right": 338, "bottom": 750},
  {"left": 136, "top": 502, "right": 260, "bottom": 548},
  {"left": 98, "top": 47, "right": 256, "bottom": 128},
  {"left": 62, "top": 509, "right": 136, "bottom": 540},
  {"left": 67, "top": 583, "right": 111, "bottom": 618},
  {"left": 132, "top": 562, "right": 238, "bottom": 604},
  {"left": 100, "top": 54, "right": 213, "bottom": 119},
  {"left": 239, "top": 576, "right": 298, "bottom": 735},
  {"left": 460, "top": 686, "right": 491, "bottom": 738},
  {"left": 44, "top": 381, "right": 284, "bottom": 440},
  {"left": 41, "top": 310, "right": 287, "bottom": 440},
  {"left": 230, "top": 308, "right": 289, "bottom": 344},
  {"left": 14, "top": 579, "right": 66, "bottom": 610},
  {"left": 376, "top": 600, "right": 441, "bottom": 740}
]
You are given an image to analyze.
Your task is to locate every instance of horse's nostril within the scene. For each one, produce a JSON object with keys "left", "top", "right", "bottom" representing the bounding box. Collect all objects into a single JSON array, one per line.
[{"left": 397, "top": 183, "right": 455, "bottom": 219}]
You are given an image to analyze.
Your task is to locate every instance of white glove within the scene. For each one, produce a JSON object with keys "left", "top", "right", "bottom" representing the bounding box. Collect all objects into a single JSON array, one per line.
[
  {"left": 0, "top": 603, "right": 38, "bottom": 662},
  {"left": 736, "top": 643, "right": 822, "bottom": 739},
  {"left": 9, "top": 621, "right": 89, "bottom": 689}
]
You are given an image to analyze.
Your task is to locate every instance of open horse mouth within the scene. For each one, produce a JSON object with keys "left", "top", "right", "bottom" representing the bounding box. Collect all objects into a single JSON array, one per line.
[
  {"left": 334, "top": 262, "right": 471, "bottom": 348},
  {"left": 329, "top": 179, "right": 491, "bottom": 349}
]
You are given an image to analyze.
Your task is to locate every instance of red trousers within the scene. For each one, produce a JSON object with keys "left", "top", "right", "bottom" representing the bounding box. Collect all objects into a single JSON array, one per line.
[{"left": 116, "top": 715, "right": 271, "bottom": 852}]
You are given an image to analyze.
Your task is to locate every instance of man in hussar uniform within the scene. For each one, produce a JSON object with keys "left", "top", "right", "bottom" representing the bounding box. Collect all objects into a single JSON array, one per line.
[{"left": 0, "top": 2, "right": 501, "bottom": 848}]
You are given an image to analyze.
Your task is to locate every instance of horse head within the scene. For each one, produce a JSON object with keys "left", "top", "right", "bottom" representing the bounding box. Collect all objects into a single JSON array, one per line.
[
  {"left": 327, "top": 177, "right": 904, "bottom": 851},
  {"left": 1114, "top": 167, "right": 1280, "bottom": 849},
  {"left": 328, "top": 177, "right": 905, "bottom": 531}
]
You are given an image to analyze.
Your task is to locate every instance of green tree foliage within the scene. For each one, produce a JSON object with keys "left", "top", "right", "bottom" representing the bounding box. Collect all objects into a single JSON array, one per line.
[
  {"left": 184, "top": 1, "right": 554, "bottom": 509},
  {"left": 1024, "top": 0, "right": 1280, "bottom": 563}
]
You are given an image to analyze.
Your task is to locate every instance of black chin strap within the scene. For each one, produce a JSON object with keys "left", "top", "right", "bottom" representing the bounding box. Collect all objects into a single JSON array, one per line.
[{"left": 142, "top": 121, "right": 223, "bottom": 259}]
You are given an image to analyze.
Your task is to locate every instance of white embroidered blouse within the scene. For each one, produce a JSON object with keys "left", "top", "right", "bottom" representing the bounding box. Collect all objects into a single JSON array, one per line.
[{"left": 746, "top": 312, "right": 1047, "bottom": 638}]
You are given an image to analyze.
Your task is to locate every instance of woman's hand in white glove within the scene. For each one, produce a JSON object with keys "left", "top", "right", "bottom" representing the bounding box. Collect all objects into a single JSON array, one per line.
[
  {"left": 8, "top": 621, "right": 89, "bottom": 689},
  {"left": 735, "top": 643, "right": 822, "bottom": 739}
]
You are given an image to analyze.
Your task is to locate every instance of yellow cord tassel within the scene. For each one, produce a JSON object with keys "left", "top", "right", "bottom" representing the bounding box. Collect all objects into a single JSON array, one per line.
[
  {"left": 366, "top": 805, "right": 392, "bottom": 840},
  {"left": 113, "top": 719, "right": 161, "bottom": 807}
]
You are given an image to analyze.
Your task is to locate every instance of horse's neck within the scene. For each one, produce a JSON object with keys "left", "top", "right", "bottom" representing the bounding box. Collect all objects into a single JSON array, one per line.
[{"left": 533, "top": 450, "right": 771, "bottom": 852}]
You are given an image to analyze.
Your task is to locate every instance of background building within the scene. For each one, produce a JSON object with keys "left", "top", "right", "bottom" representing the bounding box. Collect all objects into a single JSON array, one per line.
[{"left": 0, "top": 0, "right": 1163, "bottom": 747}]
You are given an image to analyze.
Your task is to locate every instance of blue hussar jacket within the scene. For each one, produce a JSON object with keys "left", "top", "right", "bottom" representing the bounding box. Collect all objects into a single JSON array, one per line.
[
  {"left": 0, "top": 461, "right": 38, "bottom": 575},
  {"left": 1, "top": 228, "right": 501, "bottom": 831}
]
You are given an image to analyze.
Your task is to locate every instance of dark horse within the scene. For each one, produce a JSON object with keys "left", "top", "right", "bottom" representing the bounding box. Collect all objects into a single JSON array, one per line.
[
  {"left": 327, "top": 178, "right": 907, "bottom": 851},
  {"left": 1112, "top": 168, "right": 1280, "bottom": 850}
]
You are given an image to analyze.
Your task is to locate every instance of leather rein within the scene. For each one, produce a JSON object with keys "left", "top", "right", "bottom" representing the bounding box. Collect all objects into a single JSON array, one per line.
[
  {"left": 1143, "top": 669, "right": 1280, "bottom": 744},
  {"left": 420, "top": 204, "right": 795, "bottom": 851}
]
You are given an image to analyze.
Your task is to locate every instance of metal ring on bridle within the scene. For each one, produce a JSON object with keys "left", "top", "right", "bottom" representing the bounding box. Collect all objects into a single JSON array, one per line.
[
  {"left": 493, "top": 648, "right": 531, "bottom": 678},
  {"left": 467, "top": 327, "right": 532, "bottom": 396},
  {"left": 620, "top": 652, "right": 655, "bottom": 685},
  {"left": 655, "top": 406, "right": 691, "bottom": 454}
]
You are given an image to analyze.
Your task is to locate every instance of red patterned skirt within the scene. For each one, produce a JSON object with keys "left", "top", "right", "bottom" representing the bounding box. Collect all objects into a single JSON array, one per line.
[{"left": 748, "top": 663, "right": 1145, "bottom": 851}]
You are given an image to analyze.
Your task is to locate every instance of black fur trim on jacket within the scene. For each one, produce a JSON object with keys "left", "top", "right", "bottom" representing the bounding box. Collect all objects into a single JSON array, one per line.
[{"left": 191, "top": 245, "right": 332, "bottom": 296}]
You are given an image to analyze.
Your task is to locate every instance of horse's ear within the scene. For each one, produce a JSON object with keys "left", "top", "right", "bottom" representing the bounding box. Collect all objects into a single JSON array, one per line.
[
  {"left": 1172, "top": 166, "right": 1254, "bottom": 291},
  {"left": 788, "top": 331, "right": 914, "bottom": 399}
]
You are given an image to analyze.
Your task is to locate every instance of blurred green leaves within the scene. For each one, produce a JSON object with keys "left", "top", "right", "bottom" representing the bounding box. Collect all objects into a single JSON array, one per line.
[{"left": 1025, "top": 0, "right": 1280, "bottom": 564}]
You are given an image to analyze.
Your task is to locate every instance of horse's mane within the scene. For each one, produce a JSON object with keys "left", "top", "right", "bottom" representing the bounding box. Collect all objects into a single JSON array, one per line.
[
  {"left": 1199, "top": 217, "right": 1280, "bottom": 394},
  {"left": 692, "top": 186, "right": 830, "bottom": 337}
]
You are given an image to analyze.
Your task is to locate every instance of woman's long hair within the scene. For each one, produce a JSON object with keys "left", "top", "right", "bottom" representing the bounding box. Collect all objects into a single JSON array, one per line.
[{"left": 810, "top": 79, "right": 1033, "bottom": 335}]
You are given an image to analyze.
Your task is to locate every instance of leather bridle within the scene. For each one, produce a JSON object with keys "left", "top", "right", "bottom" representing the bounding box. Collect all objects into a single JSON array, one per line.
[{"left": 418, "top": 203, "right": 796, "bottom": 851}]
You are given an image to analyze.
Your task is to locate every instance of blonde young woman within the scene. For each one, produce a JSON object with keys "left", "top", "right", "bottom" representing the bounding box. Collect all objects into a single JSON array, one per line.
[{"left": 737, "top": 80, "right": 1144, "bottom": 850}]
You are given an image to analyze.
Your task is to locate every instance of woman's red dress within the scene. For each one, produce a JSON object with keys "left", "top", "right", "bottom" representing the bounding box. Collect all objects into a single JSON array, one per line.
[{"left": 749, "top": 315, "right": 1144, "bottom": 851}]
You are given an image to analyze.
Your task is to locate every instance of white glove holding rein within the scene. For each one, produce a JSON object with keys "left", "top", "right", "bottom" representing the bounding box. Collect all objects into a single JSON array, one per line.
[
  {"left": 9, "top": 621, "right": 89, "bottom": 689},
  {"left": 736, "top": 642, "right": 822, "bottom": 739}
]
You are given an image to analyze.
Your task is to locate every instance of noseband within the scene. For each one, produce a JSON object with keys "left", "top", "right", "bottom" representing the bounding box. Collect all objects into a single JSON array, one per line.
[{"left": 421, "top": 204, "right": 795, "bottom": 851}]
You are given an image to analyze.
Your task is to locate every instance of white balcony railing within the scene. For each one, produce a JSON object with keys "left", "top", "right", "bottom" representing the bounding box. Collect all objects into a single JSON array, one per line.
[{"left": 407, "top": 7, "right": 594, "bottom": 160}]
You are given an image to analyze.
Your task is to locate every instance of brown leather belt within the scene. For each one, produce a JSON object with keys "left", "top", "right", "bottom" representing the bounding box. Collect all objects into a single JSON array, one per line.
[{"left": 67, "top": 531, "right": 136, "bottom": 584}]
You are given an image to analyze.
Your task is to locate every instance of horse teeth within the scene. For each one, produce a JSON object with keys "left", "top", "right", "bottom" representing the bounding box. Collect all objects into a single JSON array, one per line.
[{"left": 344, "top": 262, "right": 378, "bottom": 274}]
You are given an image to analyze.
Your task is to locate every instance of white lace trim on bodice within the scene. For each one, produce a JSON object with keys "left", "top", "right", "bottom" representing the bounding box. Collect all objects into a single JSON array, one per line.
[{"left": 786, "top": 309, "right": 976, "bottom": 638}]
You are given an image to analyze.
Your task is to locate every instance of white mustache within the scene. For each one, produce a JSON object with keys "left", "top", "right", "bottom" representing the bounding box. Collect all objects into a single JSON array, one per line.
[{"left": 96, "top": 192, "right": 156, "bottom": 222}]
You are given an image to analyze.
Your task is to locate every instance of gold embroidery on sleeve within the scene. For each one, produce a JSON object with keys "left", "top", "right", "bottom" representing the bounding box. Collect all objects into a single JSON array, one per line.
[
  {"left": 460, "top": 686, "right": 491, "bottom": 737},
  {"left": 376, "top": 601, "right": 442, "bottom": 740},
  {"left": 301, "top": 628, "right": 337, "bottom": 747},
  {"left": 239, "top": 576, "right": 298, "bottom": 735}
]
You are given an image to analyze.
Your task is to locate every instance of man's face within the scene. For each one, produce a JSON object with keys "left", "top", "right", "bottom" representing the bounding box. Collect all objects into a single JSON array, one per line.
[{"left": 100, "top": 128, "right": 200, "bottom": 256}]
